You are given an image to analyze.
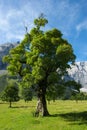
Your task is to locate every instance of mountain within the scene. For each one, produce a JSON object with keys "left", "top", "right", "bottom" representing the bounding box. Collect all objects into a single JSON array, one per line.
[
  {"left": 0, "top": 42, "right": 19, "bottom": 70},
  {"left": 0, "top": 42, "right": 19, "bottom": 93},
  {"left": 67, "top": 62, "right": 87, "bottom": 91}
]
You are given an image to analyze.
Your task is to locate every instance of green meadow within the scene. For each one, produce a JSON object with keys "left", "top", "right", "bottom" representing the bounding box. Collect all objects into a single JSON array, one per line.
[{"left": 0, "top": 100, "right": 87, "bottom": 130}]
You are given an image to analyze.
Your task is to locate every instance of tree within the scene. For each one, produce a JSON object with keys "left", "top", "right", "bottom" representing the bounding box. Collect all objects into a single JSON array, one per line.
[
  {"left": 1, "top": 80, "right": 20, "bottom": 107},
  {"left": 0, "top": 74, "right": 8, "bottom": 93},
  {"left": 63, "top": 80, "right": 82, "bottom": 100},
  {"left": 70, "top": 92, "right": 85, "bottom": 101},
  {"left": 46, "top": 78, "right": 65, "bottom": 102},
  {"left": 21, "top": 87, "right": 33, "bottom": 102},
  {"left": 3, "top": 14, "right": 76, "bottom": 116}
]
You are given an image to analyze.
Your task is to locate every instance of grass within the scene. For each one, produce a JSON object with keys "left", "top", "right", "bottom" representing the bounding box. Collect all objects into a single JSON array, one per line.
[{"left": 0, "top": 100, "right": 87, "bottom": 130}]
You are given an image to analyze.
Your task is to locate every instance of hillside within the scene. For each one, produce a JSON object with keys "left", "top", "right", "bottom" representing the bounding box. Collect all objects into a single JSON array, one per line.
[{"left": 67, "top": 62, "right": 87, "bottom": 91}]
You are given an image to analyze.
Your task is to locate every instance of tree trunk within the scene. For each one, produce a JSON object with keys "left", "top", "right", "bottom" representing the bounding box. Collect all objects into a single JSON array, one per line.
[{"left": 35, "top": 91, "right": 49, "bottom": 117}]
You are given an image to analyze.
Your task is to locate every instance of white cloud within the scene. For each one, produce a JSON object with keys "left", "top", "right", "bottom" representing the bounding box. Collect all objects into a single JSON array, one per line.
[
  {"left": 0, "top": 19, "right": 9, "bottom": 31},
  {"left": 0, "top": 0, "right": 83, "bottom": 43},
  {"left": 76, "top": 20, "right": 87, "bottom": 31},
  {"left": 44, "top": 0, "right": 81, "bottom": 36},
  {"left": 6, "top": 32, "right": 23, "bottom": 41}
]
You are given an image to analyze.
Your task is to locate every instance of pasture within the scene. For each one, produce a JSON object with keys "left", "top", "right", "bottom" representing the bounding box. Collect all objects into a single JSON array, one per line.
[{"left": 0, "top": 100, "right": 87, "bottom": 130}]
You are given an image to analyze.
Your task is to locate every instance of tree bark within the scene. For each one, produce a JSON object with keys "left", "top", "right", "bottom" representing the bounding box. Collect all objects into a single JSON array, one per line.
[{"left": 35, "top": 90, "right": 49, "bottom": 117}]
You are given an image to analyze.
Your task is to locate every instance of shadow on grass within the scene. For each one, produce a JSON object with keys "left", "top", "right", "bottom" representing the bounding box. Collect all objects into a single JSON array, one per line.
[
  {"left": 51, "top": 111, "right": 87, "bottom": 125},
  {"left": 0, "top": 102, "right": 8, "bottom": 104},
  {"left": 11, "top": 105, "right": 35, "bottom": 109}
]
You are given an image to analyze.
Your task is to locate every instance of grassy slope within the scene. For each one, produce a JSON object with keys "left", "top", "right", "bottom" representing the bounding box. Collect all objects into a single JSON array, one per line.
[{"left": 0, "top": 100, "right": 87, "bottom": 130}]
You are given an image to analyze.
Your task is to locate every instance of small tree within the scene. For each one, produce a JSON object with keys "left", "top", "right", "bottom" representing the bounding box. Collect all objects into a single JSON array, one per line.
[{"left": 1, "top": 80, "right": 20, "bottom": 107}]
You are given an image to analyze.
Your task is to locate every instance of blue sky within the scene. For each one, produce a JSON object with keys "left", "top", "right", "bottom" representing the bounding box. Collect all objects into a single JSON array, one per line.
[{"left": 0, "top": 0, "right": 87, "bottom": 61}]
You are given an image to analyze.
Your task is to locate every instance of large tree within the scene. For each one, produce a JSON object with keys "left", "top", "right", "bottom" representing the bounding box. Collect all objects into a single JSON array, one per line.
[{"left": 3, "top": 14, "right": 76, "bottom": 116}]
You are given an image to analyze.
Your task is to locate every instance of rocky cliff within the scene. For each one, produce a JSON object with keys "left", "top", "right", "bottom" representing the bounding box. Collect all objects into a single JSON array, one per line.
[
  {"left": 67, "top": 62, "right": 87, "bottom": 90},
  {"left": 0, "top": 43, "right": 18, "bottom": 70}
]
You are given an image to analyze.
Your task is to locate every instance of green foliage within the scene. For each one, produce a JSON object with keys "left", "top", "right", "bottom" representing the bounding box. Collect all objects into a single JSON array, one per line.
[
  {"left": 3, "top": 15, "right": 75, "bottom": 79},
  {"left": 0, "top": 74, "right": 8, "bottom": 93},
  {"left": 63, "top": 80, "right": 82, "bottom": 100},
  {"left": 65, "top": 80, "right": 82, "bottom": 92},
  {"left": 3, "top": 15, "right": 76, "bottom": 113},
  {"left": 71, "top": 92, "right": 87, "bottom": 101},
  {"left": 46, "top": 84, "right": 65, "bottom": 102},
  {"left": 34, "top": 13, "right": 48, "bottom": 29},
  {"left": 0, "top": 72, "right": 18, "bottom": 94},
  {"left": 21, "top": 87, "right": 33, "bottom": 102},
  {"left": 46, "top": 72, "right": 65, "bottom": 101},
  {"left": 1, "top": 80, "right": 20, "bottom": 107}
]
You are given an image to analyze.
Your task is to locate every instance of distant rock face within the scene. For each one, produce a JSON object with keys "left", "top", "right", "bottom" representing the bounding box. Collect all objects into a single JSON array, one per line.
[
  {"left": 67, "top": 62, "right": 87, "bottom": 88},
  {"left": 0, "top": 43, "right": 18, "bottom": 70}
]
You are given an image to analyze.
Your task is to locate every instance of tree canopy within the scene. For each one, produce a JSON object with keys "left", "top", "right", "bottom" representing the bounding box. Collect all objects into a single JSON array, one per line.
[
  {"left": 21, "top": 87, "right": 33, "bottom": 102},
  {"left": 3, "top": 15, "right": 76, "bottom": 116},
  {"left": 1, "top": 80, "right": 20, "bottom": 107}
]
